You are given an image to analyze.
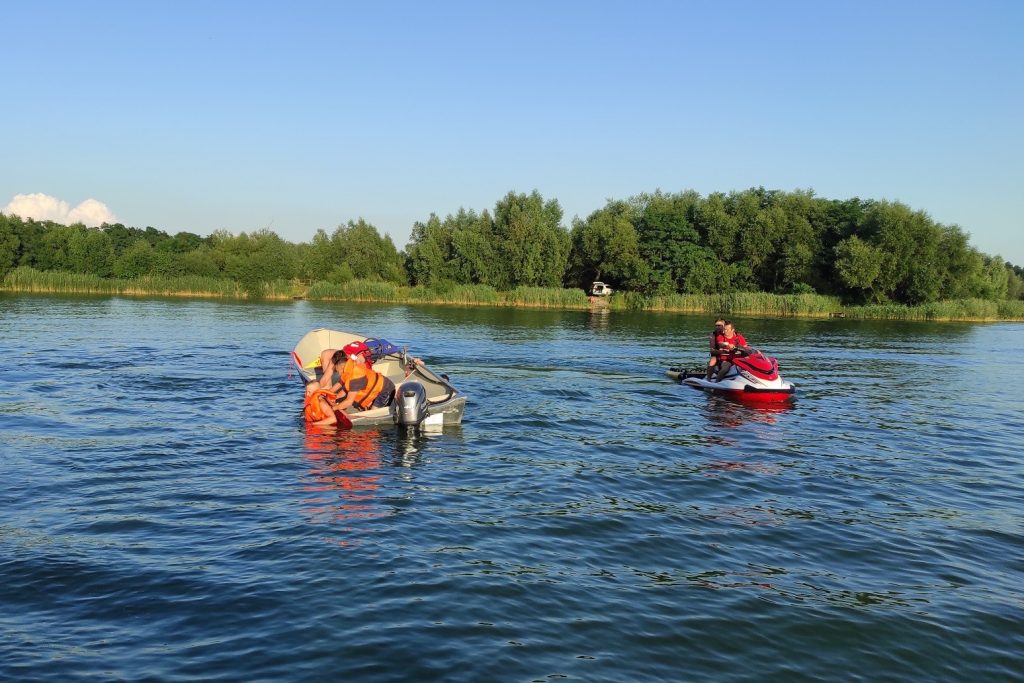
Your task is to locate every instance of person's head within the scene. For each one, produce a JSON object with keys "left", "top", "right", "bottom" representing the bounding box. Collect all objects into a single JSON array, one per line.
[
  {"left": 714, "top": 318, "right": 725, "bottom": 331},
  {"left": 724, "top": 321, "right": 735, "bottom": 335},
  {"left": 305, "top": 382, "right": 319, "bottom": 395},
  {"left": 342, "top": 340, "right": 373, "bottom": 365}
]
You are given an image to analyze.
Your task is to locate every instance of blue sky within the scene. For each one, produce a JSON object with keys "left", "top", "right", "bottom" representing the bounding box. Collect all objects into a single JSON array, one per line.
[{"left": 3, "top": 1, "right": 1022, "bottom": 264}]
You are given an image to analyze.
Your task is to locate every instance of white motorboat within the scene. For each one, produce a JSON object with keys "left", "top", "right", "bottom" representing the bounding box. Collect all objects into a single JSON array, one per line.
[{"left": 292, "top": 328, "right": 466, "bottom": 428}]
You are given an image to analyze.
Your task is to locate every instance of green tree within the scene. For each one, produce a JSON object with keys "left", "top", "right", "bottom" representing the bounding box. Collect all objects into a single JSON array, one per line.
[
  {"left": 492, "top": 190, "right": 568, "bottom": 289},
  {"left": 834, "top": 235, "right": 884, "bottom": 302},
  {"left": 633, "top": 190, "right": 702, "bottom": 294},
  {"left": 36, "top": 225, "right": 81, "bottom": 271},
  {"left": 1006, "top": 263, "right": 1024, "bottom": 300},
  {"left": 565, "top": 200, "right": 642, "bottom": 290},
  {"left": 857, "top": 201, "right": 946, "bottom": 304},
  {"left": 65, "top": 227, "right": 114, "bottom": 276},
  {"left": 12, "top": 217, "right": 46, "bottom": 268},
  {"left": 679, "top": 247, "right": 731, "bottom": 293},
  {"left": 114, "top": 240, "right": 156, "bottom": 278},
  {"left": 326, "top": 220, "right": 406, "bottom": 283},
  {"left": 774, "top": 191, "right": 825, "bottom": 292},
  {"left": 180, "top": 246, "right": 221, "bottom": 278},
  {"left": 406, "top": 209, "right": 500, "bottom": 287},
  {"left": 978, "top": 256, "right": 1009, "bottom": 300},
  {"left": 938, "top": 226, "right": 986, "bottom": 299},
  {"left": 0, "top": 214, "right": 21, "bottom": 279},
  {"left": 161, "top": 231, "right": 207, "bottom": 254},
  {"left": 298, "top": 229, "right": 335, "bottom": 282},
  {"left": 451, "top": 209, "right": 499, "bottom": 285},
  {"left": 213, "top": 229, "right": 298, "bottom": 295},
  {"left": 692, "top": 193, "right": 738, "bottom": 262},
  {"left": 737, "top": 205, "right": 787, "bottom": 290},
  {"left": 406, "top": 215, "right": 449, "bottom": 286}
]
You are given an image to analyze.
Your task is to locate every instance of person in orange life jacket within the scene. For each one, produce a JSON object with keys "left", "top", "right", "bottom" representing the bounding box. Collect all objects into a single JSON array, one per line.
[
  {"left": 314, "top": 342, "right": 370, "bottom": 391},
  {"left": 304, "top": 382, "right": 341, "bottom": 426},
  {"left": 706, "top": 317, "right": 727, "bottom": 380},
  {"left": 713, "top": 320, "right": 752, "bottom": 381},
  {"left": 329, "top": 341, "right": 396, "bottom": 412},
  {"left": 315, "top": 342, "right": 418, "bottom": 388}
]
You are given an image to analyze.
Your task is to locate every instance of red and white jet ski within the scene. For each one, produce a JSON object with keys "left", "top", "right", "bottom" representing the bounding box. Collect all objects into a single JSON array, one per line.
[{"left": 667, "top": 349, "right": 796, "bottom": 403}]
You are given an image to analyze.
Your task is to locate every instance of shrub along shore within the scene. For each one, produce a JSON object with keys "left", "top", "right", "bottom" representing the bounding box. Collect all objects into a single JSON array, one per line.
[{"left": 4, "top": 266, "right": 1023, "bottom": 322}]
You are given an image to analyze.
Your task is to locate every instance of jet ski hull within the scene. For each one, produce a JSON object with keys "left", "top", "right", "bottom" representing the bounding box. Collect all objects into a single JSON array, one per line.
[
  {"left": 670, "top": 351, "right": 796, "bottom": 404},
  {"left": 681, "top": 375, "right": 796, "bottom": 403}
]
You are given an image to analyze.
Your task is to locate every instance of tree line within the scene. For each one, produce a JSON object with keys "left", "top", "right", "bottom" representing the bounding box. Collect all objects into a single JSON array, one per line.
[{"left": 2, "top": 188, "right": 1021, "bottom": 303}]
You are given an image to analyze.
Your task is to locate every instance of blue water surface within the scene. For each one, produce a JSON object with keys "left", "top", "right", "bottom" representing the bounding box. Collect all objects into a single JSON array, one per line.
[{"left": 1, "top": 295, "right": 1022, "bottom": 682}]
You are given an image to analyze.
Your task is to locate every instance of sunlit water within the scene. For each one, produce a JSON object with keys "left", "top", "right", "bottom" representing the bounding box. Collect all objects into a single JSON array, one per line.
[{"left": 1, "top": 295, "right": 1022, "bottom": 681}]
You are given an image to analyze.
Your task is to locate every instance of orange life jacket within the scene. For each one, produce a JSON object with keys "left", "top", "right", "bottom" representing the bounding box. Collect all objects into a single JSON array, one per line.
[
  {"left": 304, "top": 389, "right": 337, "bottom": 422},
  {"left": 340, "top": 360, "right": 387, "bottom": 410}
]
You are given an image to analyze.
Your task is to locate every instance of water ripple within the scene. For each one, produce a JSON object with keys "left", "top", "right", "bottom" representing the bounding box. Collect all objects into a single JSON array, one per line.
[{"left": 2, "top": 297, "right": 1023, "bottom": 681}]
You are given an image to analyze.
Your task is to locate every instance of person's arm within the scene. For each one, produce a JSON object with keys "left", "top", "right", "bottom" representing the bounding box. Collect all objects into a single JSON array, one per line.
[
  {"left": 317, "top": 359, "right": 336, "bottom": 390},
  {"left": 334, "top": 390, "right": 355, "bottom": 412}
]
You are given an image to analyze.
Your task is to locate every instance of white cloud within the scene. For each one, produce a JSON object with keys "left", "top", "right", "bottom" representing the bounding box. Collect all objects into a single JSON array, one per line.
[{"left": 3, "top": 192, "right": 118, "bottom": 227}]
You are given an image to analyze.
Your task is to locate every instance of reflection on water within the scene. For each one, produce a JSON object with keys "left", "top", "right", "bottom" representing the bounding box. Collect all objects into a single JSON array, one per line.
[
  {"left": 586, "top": 306, "right": 611, "bottom": 332},
  {"left": 690, "top": 392, "right": 794, "bottom": 449},
  {"left": 299, "top": 423, "right": 454, "bottom": 543},
  {"left": 302, "top": 426, "right": 388, "bottom": 540},
  {"left": 699, "top": 394, "right": 792, "bottom": 427}
]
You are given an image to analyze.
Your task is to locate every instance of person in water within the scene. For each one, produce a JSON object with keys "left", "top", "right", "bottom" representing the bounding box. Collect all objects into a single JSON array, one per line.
[
  {"left": 706, "top": 317, "right": 727, "bottom": 380},
  {"left": 713, "top": 320, "right": 752, "bottom": 381},
  {"left": 324, "top": 341, "right": 396, "bottom": 412},
  {"left": 304, "top": 381, "right": 341, "bottom": 426}
]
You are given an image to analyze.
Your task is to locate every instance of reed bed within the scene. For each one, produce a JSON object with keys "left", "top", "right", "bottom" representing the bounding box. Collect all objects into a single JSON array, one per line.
[
  {"left": 998, "top": 300, "right": 1024, "bottom": 319},
  {"left": 504, "top": 286, "right": 590, "bottom": 308},
  {"left": 263, "top": 279, "right": 306, "bottom": 299},
  {"left": 2, "top": 267, "right": 249, "bottom": 298},
  {"left": 307, "top": 281, "right": 579, "bottom": 308},
  {"left": 6, "top": 267, "right": 1023, "bottom": 320},
  {"left": 609, "top": 291, "right": 843, "bottom": 317},
  {"left": 844, "top": 298, "right": 1024, "bottom": 321},
  {"left": 407, "top": 283, "right": 502, "bottom": 305},
  {"left": 306, "top": 280, "right": 406, "bottom": 302}
]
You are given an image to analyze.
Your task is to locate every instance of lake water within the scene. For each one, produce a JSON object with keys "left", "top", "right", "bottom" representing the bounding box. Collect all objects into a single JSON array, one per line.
[{"left": 1, "top": 294, "right": 1022, "bottom": 682}]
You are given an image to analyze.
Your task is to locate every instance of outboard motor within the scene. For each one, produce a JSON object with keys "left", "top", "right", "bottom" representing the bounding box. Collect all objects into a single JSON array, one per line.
[{"left": 393, "top": 381, "right": 429, "bottom": 427}]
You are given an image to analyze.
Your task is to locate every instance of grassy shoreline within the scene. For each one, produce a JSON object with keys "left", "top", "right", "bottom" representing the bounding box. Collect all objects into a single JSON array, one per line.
[{"left": 4, "top": 267, "right": 1023, "bottom": 321}]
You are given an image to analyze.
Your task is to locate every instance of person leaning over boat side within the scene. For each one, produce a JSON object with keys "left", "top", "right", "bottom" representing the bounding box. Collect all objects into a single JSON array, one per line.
[
  {"left": 330, "top": 341, "right": 396, "bottom": 413},
  {"left": 713, "top": 320, "right": 752, "bottom": 381},
  {"left": 706, "top": 317, "right": 727, "bottom": 380},
  {"left": 315, "top": 347, "right": 343, "bottom": 391},
  {"left": 316, "top": 343, "right": 421, "bottom": 390}
]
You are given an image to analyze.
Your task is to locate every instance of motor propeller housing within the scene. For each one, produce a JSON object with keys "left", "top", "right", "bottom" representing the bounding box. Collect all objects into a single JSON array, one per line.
[{"left": 394, "top": 381, "right": 429, "bottom": 426}]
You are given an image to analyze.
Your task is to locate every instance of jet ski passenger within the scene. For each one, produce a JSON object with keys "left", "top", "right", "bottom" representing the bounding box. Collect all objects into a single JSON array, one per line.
[
  {"left": 327, "top": 341, "right": 396, "bottom": 412},
  {"left": 713, "top": 321, "right": 752, "bottom": 381},
  {"left": 706, "top": 318, "right": 726, "bottom": 380}
]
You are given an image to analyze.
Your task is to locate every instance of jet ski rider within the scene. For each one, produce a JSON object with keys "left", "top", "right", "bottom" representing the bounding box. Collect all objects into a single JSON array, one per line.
[
  {"left": 713, "top": 320, "right": 752, "bottom": 382},
  {"left": 706, "top": 317, "right": 726, "bottom": 380}
]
